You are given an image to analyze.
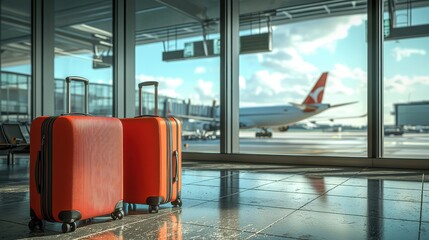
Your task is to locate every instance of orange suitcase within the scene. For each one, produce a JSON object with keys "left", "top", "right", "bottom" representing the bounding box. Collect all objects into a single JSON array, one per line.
[
  {"left": 29, "top": 77, "right": 124, "bottom": 233},
  {"left": 121, "top": 81, "right": 182, "bottom": 213}
]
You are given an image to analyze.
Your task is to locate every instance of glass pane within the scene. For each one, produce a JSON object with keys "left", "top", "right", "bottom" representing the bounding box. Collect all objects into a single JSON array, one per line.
[
  {"left": 135, "top": 0, "right": 220, "bottom": 153},
  {"left": 54, "top": 1, "right": 113, "bottom": 116},
  {"left": 383, "top": 4, "right": 429, "bottom": 159},
  {"left": 239, "top": 0, "right": 368, "bottom": 156},
  {"left": 0, "top": 0, "right": 32, "bottom": 123}
]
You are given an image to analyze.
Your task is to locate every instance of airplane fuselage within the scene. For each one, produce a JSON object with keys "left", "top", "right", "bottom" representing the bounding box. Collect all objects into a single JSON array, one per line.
[{"left": 238, "top": 104, "right": 330, "bottom": 129}]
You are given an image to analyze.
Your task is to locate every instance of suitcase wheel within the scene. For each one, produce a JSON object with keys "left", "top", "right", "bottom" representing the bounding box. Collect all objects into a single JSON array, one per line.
[
  {"left": 171, "top": 198, "right": 183, "bottom": 208},
  {"left": 128, "top": 203, "right": 137, "bottom": 211},
  {"left": 148, "top": 205, "right": 159, "bottom": 213},
  {"left": 111, "top": 209, "right": 124, "bottom": 220},
  {"left": 61, "top": 222, "right": 77, "bottom": 233},
  {"left": 28, "top": 219, "right": 43, "bottom": 231}
]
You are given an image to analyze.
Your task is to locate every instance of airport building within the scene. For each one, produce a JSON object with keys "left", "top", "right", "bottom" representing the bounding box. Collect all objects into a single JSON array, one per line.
[
  {"left": 1, "top": 0, "right": 429, "bottom": 239},
  {"left": 393, "top": 101, "right": 429, "bottom": 130}
]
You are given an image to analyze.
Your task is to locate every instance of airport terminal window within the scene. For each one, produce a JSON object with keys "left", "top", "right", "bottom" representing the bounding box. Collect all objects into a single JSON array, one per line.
[
  {"left": 0, "top": 0, "right": 32, "bottom": 123},
  {"left": 383, "top": 4, "right": 429, "bottom": 159},
  {"left": 134, "top": 0, "right": 221, "bottom": 153},
  {"left": 238, "top": 1, "right": 368, "bottom": 157},
  {"left": 53, "top": 0, "right": 113, "bottom": 116}
]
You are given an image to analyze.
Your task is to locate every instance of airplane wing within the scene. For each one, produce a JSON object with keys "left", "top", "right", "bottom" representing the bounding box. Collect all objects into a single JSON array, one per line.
[
  {"left": 309, "top": 113, "right": 367, "bottom": 124},
  {"left": 329, "top": 101, "right": 358, "bottom": 108}
]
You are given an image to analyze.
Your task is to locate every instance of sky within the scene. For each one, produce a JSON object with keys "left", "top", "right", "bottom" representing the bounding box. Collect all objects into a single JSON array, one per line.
[
  {"left": 134, "top": 12, "right": 429, "bottom": 127},
  {"left": 4, "top": 9, "right": 429, "bottom": 127}
]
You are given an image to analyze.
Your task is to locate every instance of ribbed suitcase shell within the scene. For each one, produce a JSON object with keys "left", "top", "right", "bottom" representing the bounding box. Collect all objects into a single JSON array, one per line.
[
  {"left": 29, "top": 116, "right": 123, "bottom": 226},
  {"left": 121, "top": 116, "right": 182, "bottom": 211}
]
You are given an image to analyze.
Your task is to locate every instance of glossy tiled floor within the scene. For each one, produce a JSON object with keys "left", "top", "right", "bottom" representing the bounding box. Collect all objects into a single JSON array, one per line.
[{"left": 1, "top": 157, "right": 429, "bottom": 239}]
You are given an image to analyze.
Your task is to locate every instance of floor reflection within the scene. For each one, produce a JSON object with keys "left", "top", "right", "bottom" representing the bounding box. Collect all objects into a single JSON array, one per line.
[{"left": 0, "top": 160, "right": 427, "bottom": 239}]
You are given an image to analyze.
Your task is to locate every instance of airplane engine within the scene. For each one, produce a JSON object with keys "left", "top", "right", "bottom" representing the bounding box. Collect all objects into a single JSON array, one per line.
[{"left": 278, "top": 126, "right": 289, "bottom": 132}]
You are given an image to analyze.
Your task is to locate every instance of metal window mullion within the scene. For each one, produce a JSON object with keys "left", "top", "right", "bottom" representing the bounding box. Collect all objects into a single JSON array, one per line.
[
  {"left": 113, "top": 0, "right": 124, "bottom": 118},
  {"left": 32, "top": 0, "right": 54, "bottom": 119},
  {"left": 220, "top": 0, "right": 239, "bottom": 154},
  {"left": 125, "top": 0, "right": 136, "bottom": 118},
  {"left": 367, "top": 0, "right": 384, "bottom": 161}
]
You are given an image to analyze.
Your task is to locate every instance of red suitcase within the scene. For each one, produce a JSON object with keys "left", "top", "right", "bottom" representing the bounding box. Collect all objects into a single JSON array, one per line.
[
  {"left": 121, "top": 81, "right": 182, "bottom": 213},
  {"left": 29, "top": 76, "right": 124, "bottom": 233}
]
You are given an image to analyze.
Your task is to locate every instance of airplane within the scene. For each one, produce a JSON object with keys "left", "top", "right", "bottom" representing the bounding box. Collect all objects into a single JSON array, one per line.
[{"left": 173, "top": 72, "right": 358, "bottom": 138}]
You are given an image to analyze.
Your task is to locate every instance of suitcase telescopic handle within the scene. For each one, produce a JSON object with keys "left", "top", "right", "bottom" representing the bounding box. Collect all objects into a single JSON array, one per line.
[
  {"left": 138, "top": 81, "right": 158, "bottom": 116},
  {"left": 65, "top": 76, "right": 89, "bottom": 115}
]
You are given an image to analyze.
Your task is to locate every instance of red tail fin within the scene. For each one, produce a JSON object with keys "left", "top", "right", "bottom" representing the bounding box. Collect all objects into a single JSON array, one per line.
[{"left": 302, "top": 72, "right": 328, "bottom": 104}]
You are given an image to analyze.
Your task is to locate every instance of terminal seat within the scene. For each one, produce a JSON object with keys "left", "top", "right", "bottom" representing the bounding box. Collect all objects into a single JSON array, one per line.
[
  {"left": 0, "top": 124, "right": 13, "bottom": 164},
  {"left": 1, "top": 123, "right": 30, "bottom": 165}
]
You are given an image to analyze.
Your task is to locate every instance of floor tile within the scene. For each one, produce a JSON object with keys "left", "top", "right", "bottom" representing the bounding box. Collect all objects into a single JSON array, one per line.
[
  {"left": 237, "top": 171, "right": 295, "bottom": 181},
  {"left": 181, "top": 184, "right": 241, "bottom": 201},
  {"left": 161, "top": 201, "right": 293, "bottom": 233},
  {"left": 420, "top": 222, "right": 429, "bottom": 240},
  {"left": 181, "top": 174, "right": 219, "bottom": 185},
  {"left": 229, "top": 189, "right": 319, "bottom": 209},
  {"left": 421, "top": 202, "right": 429, "bottom": 222},
  {"left": 0, "top": 161, "right": 427, "bottom": 239},
  {"left": 256, "top": 180, "right": 337, "bottom": 195},
  {"left": 81, "top": 220, "right": 254, "bottom": 240},
  {"left": 378, "top": 218, "right": 420, "bottom": 240},
  {"left": 260, "top": 210, "right": 376, "bottom": 240},
  {"left": 0, "top": 201, "right": 31, "bottom": 224},
  {"left": 381, "top": 199, "right": 421, "bottom": 221},
  {"left": 189, "top": 178, "right": 275, "bottom": 190},
  {"left": 383, "top": 179, "right": 423, "bottom": 191},
  {"left": 327, "top": 184, "right": 423, "bottom": 202},
  {"left": 281, "top": 175, "right": 349, "bottom": 185},
  {"left": 248, "top": 233, "right": 293, "bottom": 239},
  {"left": 302, "top": 195, "right": 370, "bottom": 216},
  {"left": 0, "top": 182, "right": 29, "bottom": 206},
  {"left": 342, "top": 177, "right": 369, "bottom": 186},
  {"left": 303, "top": 195, "right": 421, "bottom": 221}
]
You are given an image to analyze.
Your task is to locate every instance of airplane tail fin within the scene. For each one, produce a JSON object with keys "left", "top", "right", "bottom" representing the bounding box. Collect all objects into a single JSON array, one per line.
[{"left": 302, "top": 72, "right": 328, "bottom": 104}]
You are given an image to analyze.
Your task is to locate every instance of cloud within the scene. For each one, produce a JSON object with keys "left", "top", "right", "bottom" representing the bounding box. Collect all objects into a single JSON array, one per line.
[
  {"left": 194, "top": 66, "right": 206, "bottom": 74},
  {"left": 239, "top": 70, "right": 314, "bottom": 106},
  {"left": 329, "top": 63, "right": 366, "bottom": 96},
  {"left": 239, "top": 64, "right": 367, "bottom": 107},
  {"left": 258, "top": 48, "right": 319, "bottom": 74},
  {"left": 192, "top": 79, "right": 217, "bottom": 104},
  {"left": 275, "top": 15, "right": 364, "bottom": 54},
  {"left": 136, "top": 74, "right": 183, "bottom": 97},
  {"left": 255, "top": 15, "right": 364, "bottom": 73},
  {"left": 391, "top": 47, "right": 426, "bottom": 61},
  {"left": 239, "top": 75, "right": 246, "bottom": 90},
  {"left": 385, "top": 75, "right": 429, "bottom": 93}
]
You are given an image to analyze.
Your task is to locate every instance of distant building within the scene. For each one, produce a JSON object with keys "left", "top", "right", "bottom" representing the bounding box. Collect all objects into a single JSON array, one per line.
[{"left": 393, "top": 101, "right": 429, "bottom": 127}]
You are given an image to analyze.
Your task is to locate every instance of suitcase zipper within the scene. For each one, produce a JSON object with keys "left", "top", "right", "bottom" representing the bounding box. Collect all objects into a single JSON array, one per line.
[
  {"left": 40, "top": 117, "right": 57, "bottom": 222},
  {"left": 171, "top": 117, "right": 180, "bottom": 200},
  {"left": 164, "top": 118, "right": 173, "bottom": 203}
]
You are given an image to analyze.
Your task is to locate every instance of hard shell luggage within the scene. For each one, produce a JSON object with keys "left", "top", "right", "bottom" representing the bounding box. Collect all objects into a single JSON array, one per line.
[
  {"left": 29, "top": 76, "right": 124, "bottom": 233},
  {"left": 121, "top": 81, "right": 182, "bottom": 213}
]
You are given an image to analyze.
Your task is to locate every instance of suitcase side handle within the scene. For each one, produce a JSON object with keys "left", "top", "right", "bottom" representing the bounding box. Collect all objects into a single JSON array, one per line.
[
  {"left": 65, "top": 76, "right": 89, "bottom": 115},
  {"left": 173, "top": 150, "right": 179, "bottom": 183},
  {"left": 138, "top": 81, "right": 158, "bottom": 116}
]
